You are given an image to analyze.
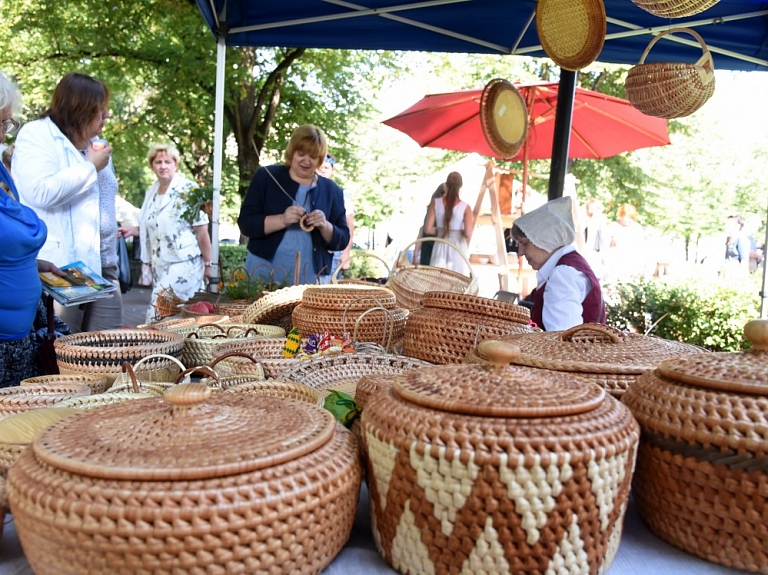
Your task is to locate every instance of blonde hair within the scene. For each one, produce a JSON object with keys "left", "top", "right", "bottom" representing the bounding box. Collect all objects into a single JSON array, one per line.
[
  {"left": 617, "top": 203, "right": 638, "bottom": 221},
  {"left": 147, "top": 143, "right": 180, "bottom": 166},
  {"left": 283, "top": 124, "right": 327, "bottom": 168}
]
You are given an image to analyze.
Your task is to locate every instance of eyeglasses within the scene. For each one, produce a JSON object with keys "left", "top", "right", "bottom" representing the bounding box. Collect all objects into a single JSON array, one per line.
[{"left": 0, "top": 118, "right": 20, "bottom": 135}]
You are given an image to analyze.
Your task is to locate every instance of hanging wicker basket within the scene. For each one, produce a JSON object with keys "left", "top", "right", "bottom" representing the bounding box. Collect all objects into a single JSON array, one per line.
[
  {"left": 536, "top": 0, "right": 606, "bottom": 71},
  {"left": 479, "top": 78, "right": 529, "bottom": 159},
  {"left": 631, "top": 0, "right": 720, "bottom": 18},
  {"left": 624, "top": 27, "right": 715, "bottom": 119}
]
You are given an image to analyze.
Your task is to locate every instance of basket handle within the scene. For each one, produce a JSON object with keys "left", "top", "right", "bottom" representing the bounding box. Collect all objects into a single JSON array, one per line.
[
  {"left": 637, "top": 28, "right": 715, "bottom": 85},
  {"left": 225, "top": 325, "right": 263, "bottom": 338},
  {"left": 331, "top": 251, "right": 392, "bottom": 284},
  {"left": 186, "top": 323, "right": 227, "bottom": 339},
  {"left": 208, "top": 351, "right": 265, "bottom": 389},
  {"left": 120, "top": 353, "right": 186, "bottom": 391},
  {"left": 352, "top": 306, "right": 395, "bottom": 352},
  {"left": 391, "top": 236, "right": 478, "bottom": 292},
  {"left": 341, "top": 296, "right": 388, "bottom": 333},
  {"left": 173, "top": 365, "right": 221, "bottom": 386},
  {"left": 558, "top": 324, "right": 623, "bottom": 344}
]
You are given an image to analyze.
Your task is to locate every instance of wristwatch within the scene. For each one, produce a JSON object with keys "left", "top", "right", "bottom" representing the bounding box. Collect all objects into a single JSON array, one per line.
[{"left": 204, "top": 261, "right": 214, "bottom": 267}]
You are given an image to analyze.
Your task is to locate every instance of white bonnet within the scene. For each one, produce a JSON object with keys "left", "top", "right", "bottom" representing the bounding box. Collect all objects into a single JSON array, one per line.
[{"left": 514, "top": 196, "right": 576, "bottom": 253}]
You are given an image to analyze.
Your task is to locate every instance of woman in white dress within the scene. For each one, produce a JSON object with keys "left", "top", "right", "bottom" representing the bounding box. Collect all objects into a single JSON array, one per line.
[{"left": 424, "top": 171, "right": 474, "bottom": 276}]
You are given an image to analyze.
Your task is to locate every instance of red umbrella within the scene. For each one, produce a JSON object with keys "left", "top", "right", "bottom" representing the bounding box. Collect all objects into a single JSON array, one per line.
[{"left": 382, "top": 81, "right": 670, "bottom": 162}]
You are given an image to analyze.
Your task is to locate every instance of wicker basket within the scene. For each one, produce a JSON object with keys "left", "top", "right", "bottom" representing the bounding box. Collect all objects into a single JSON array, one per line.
[
  {"left": 386, "top": 237, "right": 478, "bottom": 311},
  {"left": 225, "top": 379, "right": 322, "bottom": 405},
  {"left": 536, "top": 0, "right": 606, "bottom": 71},
  {"left": 0, "top": 383, "right": 91, "bottom": 421},
  {"left": 622, "top": 319, "right": 768, "bottom": 573},
  {"left": 20, "top": 373, "right": 110, "bottom": 394},
  {"left": 212, "top": 337, "right": 300, "bottom": 379},
  {"left": 242, "top": 284, "right": 311, "bottom": 331},
  {"left": 153, "top": 286, "right": 185, "bottom": 320},
  {"left": 465, "top": 323, "right": 705, "bottom": 398},
  {"left": 402, "top": 291, "right": 534, "bottom": 364},
  {"left": 107, "top": 354, "right": 188, "bottom": 396},
  {"left": 139, "top": 314, "right": 230, "bottom": 330},
  {"left": 331, "top": 251, "right": 391, "bottom": 286},
  {"left": 631, "top": 0, "right": 720, "bottom": 17},
  {"left": 624, "top": 28, "right": 715, "bottom": 119},
  {"left": 54, "top": 329, "right": 184, "bottom": 384},
  {"left": 361, "top": 340, "right": 639, "bottom": 574},
  {"left": 171, "top": 322, "right": 285, "bottom": 368},
  {"left": 8, "top": 384, "right": 362, "bottom": 575},
  {"left": 479, "top": 78, "right": 528, "bottom": 159}
]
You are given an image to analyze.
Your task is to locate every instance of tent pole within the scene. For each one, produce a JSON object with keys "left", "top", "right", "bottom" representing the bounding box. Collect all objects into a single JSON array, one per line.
[
  {"left": 208, "top": 34, "right": 227, "bottom": 293},
  {"left": 547, "top": 70, "right": 577, "bottom": 201},
  {"left": 761, "top": 198, "right": 768, "bottom": 318}
]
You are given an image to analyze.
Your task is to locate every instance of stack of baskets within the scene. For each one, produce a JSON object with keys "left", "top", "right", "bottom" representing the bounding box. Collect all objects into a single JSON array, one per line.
[
  {"left": 402, "top": 291, "right": 534, "bottom": 364},
  {"left": 242, "top": 284, "right": 311, "bottom": 332}
]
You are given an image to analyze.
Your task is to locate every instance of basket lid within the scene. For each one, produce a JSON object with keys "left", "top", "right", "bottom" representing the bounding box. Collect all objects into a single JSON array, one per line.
[
  {"left": 32, "top": 383, "right": 336, "bottom": 481},
  {"left": 655, "top": 319, "right": 768, "bottom": 396},
  {"left": 421, "top": 291, "right": 530, "bottom": 323},
  {"left": 479, "top": 79, "right": 528, "bottom": 160},
  {"left": 393, "top": 340, "right": 605, "bottom": 417},
  {"left": 536, "top": 0, "right": 606, "bottom": 71},
  {"left": 498, "top": 323, "right": 704, "bottom": 374},
  {"left": 301, "top": 284, "right": 397, "bottom": 310}
]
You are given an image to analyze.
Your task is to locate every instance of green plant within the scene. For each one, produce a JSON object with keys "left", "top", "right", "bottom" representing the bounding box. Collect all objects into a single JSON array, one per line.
[
  {"left": 218, "top": 244, "right": 247, "bottom": 280},
  {"left": 176, "top": 184, "right": 213, "bottom": 224},
  {"left": 606, "top": 276, "right": 759, "bottom": 351},
  {"left": 341, "top": 250, "right": 390, "bottom": 282}
]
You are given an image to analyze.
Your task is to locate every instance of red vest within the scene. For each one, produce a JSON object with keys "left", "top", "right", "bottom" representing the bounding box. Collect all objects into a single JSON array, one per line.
[{"left": 531, "top": 251, "right": 605, "bottom": 331}]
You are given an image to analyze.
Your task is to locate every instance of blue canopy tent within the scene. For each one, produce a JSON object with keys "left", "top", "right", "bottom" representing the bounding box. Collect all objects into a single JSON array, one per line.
[{"left": 193, "top": 0, "right": 768, "bottom": 291}]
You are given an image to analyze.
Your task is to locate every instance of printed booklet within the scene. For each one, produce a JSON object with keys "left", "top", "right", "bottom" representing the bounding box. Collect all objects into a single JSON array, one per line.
[{"left": 40, "top": 261, "right": 117, "bottom": 307}]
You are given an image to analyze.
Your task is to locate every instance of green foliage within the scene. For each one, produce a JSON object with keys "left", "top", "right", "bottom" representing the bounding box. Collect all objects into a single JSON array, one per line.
[
  {"left": 218, "top": 244, "right": 247, "bottom": 281},
  {"left": 606, "top": 276, "right": 759, "bottom": 351},
  {"left": 342, "top": 250, "right": 391, "bottom": 282},
  {"left": 175, "top": 185, "right": 213, "bottom": 225}
]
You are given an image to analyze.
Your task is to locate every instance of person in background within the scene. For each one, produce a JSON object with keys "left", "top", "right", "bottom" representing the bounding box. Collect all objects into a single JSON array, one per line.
[
  {"left": 605, "top": 202, "right": 645, "bottom": 284},
  {"left": 424, "top": 171, "right": 474, "bottom": 275},
  {"left": 0, "top": 70, "right": 64, "bottom": 386},
  {"left": 512, "top": 196, "right": 605, "bottom": 331},
  {"left": 317, "top": 153, "right": 354, "bottom": 282},
  {"left": 580, "top": 198, "right": 608, "bottom": 282},
  {"left": 723, "top": 214, "right": 750, "bottom": 279},
  {"left": 13, "top": 71, "right": 123, "bottom": 333},
  {"left": 119, "top": 143, "right": 214, "bottom": 323},
  {"left": 413, "top": 183, "right": 445, "bottom": 265},
  {"left": 238, "top": 124, "right": 349, "bottom": 285}
]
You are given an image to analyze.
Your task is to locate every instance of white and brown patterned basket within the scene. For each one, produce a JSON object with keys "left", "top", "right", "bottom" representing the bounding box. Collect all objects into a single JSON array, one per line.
[
  {"left": 54, "top": 329, "right": 184, "bottom": 384},
  {"left": 167, "top": 322, "right": 285, "bottom": 368},
  {"left": 402, "top": 291, "right": 535, "bottom": 364},
  {"left": 465, "top": 323, "right": 706, "bottom": 398},
  {"left": 242, "top": 284, "right": 311, "bottom": 332},
  {"left": 8, "top": 384, "right": 363, "bottom": 575},
  {"left": 211, "top": 337, "right": 297, "bottom": 379},
  {"left": 361, "top": 340, "right": 639, "bottom": 574},
  {"left": 622, "top": 319, "right": 768, "bottom": 573},
  {"left": 20, "top": 373, "right": 110, "bottom": 394}
]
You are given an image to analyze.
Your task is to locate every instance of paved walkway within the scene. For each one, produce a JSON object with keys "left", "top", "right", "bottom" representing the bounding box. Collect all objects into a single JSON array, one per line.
[{"left": 121, "top": 286, "right": 152, "bottom": 327}]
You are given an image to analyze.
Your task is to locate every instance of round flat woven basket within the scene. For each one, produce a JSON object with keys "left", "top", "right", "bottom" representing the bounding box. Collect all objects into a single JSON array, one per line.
[
  {"left": 224, "top": 379, "right": 322, "bottom": 406},
  {"left": 0, "top": 384, "right": 91, "bottom": 421},
  {"left": 54, "top": 329, "right": 184, "bottom": 384},
  {"left": 536, "top": 0, "right": 606, "bottom": 71},
  {"left": 242, "top": 284, "right": 311, "bottom": 331},
  {"left": 479, "top": 78, "right": 528, "bottom": 159},
  {"left": 631, "top": 0, "right": 719, "bottom": 17},
  {"left": 624, "top": 27, "right": 715, "bottom": 119},
  {"left": 20, "top": 374, "right": 110, "bottom": 394}
]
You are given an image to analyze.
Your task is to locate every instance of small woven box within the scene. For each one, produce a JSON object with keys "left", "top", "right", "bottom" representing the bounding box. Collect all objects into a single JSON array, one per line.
[
  {"left": 362, "top": 340, "right": 639, "bottom": 574},
  {"left": 622, "top": 319, "right": 768, "bottom": 573}
]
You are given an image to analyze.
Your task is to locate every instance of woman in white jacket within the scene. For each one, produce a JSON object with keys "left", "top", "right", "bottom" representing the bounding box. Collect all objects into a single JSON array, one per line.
[{"left": 13, "top": 72, "right": 123, "bottom": 332}]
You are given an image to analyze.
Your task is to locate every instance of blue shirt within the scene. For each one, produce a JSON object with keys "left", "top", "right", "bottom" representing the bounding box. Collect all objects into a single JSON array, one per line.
[{"left": 0, "top": 164, "right": 47, "bottom": 340}]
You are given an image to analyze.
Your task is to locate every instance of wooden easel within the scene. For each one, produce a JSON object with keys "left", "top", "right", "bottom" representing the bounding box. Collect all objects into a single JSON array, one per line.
[{"left": 472, "top": 161, "right": 510, "bottom": 291}]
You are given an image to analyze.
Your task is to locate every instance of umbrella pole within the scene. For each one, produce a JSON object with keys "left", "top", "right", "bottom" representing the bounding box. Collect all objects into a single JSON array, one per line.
[{"left": 547, "top": 70, "right": 577, "bottom": 201}]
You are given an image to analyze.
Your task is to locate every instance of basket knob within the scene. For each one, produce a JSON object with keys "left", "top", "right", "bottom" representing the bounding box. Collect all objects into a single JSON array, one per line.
[
  {"left": 744, "top": 319, "right": 768, "bottom": 350},
  {"left": 164, "top": 382, "right": 212, "bottom": 406},
  {"left": 478, "top": 340, "right": 521, "bottom": 366}
]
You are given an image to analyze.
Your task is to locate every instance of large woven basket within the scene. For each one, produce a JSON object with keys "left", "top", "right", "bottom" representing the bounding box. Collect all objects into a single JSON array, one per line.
[
  {"left": 386, "top": 237, "right": 478, "bottom": 311},
  {"left": 0, "top": 383, "right": 91, "bottom": 421},
  {"left": 168, "top": 322, "right": 285, "bottom": 368},
  {"left": 361, "top": 340, "right": 639, "bottom": 574},
  {"left": 242, "top": 284, "right": 311, "bottom": 331},
  {"left": 212, "top": 337, "right": 300, "bottom": 379},
  {"left": 536, "top": 0, "right": 606, "bottom": 71},
  {"left": 54, "top": 329, "right": 184, "bottom": 384},
  {"left": 465, "top": 323, "right": 705, "bottom": 398},
  {"left": 631, "top": 0, "right": 719, "bottom": 17},
  {"left": 402, "top": 291, "right": 534, "bottom": 364},
  {"left": 622, "top": 319, "right": 768, "bottom": 573},
  {"left": 624, "top": 27, "right": 715, "bottom": 119},
  {"left": 20, "top": 373, "right": 109, "bottom": 394},
  {"left": 8, "top": 384, "right": 363, "bottom": 575}
]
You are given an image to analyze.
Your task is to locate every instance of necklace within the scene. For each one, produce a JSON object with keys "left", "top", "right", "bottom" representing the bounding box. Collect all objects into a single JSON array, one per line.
[{"left": 264, "top": 167, "right": 315, "bottom": 232}]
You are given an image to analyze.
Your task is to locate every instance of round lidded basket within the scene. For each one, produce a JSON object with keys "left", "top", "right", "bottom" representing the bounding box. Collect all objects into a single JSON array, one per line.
[
  {"left": 631, "top": 0, "right": 719, "bottom": 18},
  {"left": 622, "top": 319, "right": 768, "bottom": 573},
  {"left": 361, "top": 340, "right": 639, "bottom": 575},
  {"left": 624, "top": 27, "right": 715, "bottom": 119},
  {"left": 54, "top": 329, "right": 183, "bottom": 384},
  {"left": 536, "top": 0, "right": 606, "bottom": 71},
  {"left": 402, "top": 291, "right": 534, "bottom": 364},
  {"left": 479, "top": 78, "right": 528, "bottom": 159},
  {"left": 242, "top": 284, "right": 311, "bottom": 331},
  {"left": 8, "top": 383, "right": 363, "bottom": 575},
  {"left": 466, "top": 323, "right": 706, "bottom": 398}
]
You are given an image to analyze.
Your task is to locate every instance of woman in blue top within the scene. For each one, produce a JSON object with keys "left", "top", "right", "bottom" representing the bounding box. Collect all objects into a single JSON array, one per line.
[
  {"left": 238, "top": 124, "right": 349, "bottom": 285},
  {"left": 0, "top": 71, "right": 61, "bottom": 387}
]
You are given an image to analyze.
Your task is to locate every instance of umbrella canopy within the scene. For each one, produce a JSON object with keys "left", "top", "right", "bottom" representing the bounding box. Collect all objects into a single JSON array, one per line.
[{"left": 382, "top": 81, "right": 670, "bottom": 161}]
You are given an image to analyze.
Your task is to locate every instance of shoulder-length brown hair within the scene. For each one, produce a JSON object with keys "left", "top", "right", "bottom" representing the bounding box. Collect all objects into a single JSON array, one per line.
[
  {"left": 43, "top": 72, "right": 110, "bottom": 147},
  {"left": 283, "top": 124, "right": 327, "bottom": 169}
]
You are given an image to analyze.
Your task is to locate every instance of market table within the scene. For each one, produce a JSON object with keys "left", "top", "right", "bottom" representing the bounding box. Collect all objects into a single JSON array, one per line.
[{"left": 0, "top": 482, "right": 750, "bottom": 574}]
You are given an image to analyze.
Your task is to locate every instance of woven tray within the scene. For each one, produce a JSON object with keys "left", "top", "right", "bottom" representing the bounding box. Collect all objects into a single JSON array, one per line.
[
  {"left": 631, "top": 0, "right": 719, "bottom": 17},
  {"left": 139, "top": 315, "right": 230, "bottom": 330},
  {"left": 403, "top": 292, "right": 534, "bottom": 364},
  {"left": 20, "top": 373, "right": 109, "bottom": 394},
  {"left": 479, "top": 78, "right": 528, "bottom": 159},
  {"left": 55, "top": 329, "right": 184, "bottom": 384},
  {"left": 624, "top": 28, "right": 715, "bottom": 119},
  {"left": 242, "top": 284, "right": 311, "bottom": 329},
  {"left": 386, "top": 237, "right": 478, "bottom": 311},
  {"left": 361, "top": 340, "right": 639, "bottom": 574},
  {"left": 224, "top": 379, "right": 322, "bottom": 406},
  {"left": 0, "top": 384, "right": 91, "bottom": 420},
  {"left": 465, "top": 323, "right": 706, "bottom": 397},
  {"left": 536, "top": 0, "right": 606, "bottom": 71}
]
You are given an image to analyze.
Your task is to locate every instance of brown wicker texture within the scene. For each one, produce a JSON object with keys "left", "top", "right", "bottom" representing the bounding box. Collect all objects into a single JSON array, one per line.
[
  {"left": 180, "top": 301, "right": 253, "bottom": 318},
  {"left": 621, "top": 319, "right": 768, "bottom": 573},
  {"left": 331, "top": 251, "right": 391, "bottom": 286},
  {"left": 138, "top": 314, "right": 230, "bottom": 330},
  {"left": 20, "top": 373, "right": 109, "bottom": 394},
  {"left": 355, "top": 373, "right": 399, "bottom": 411},
  {"left": 0, "top": 384, "right": 91, "bottom": 421},
  {"left": 631, "top": 0, "right": 720, "bottom": 17},
  {"left": 152, "top": 286, "right": 185, "bottom": 319},
  {"left": 55, "top": 391, "right": 159, "bottom": 410},
  {"left": 54, "top": 329, "right": 184, "bottom": 384},
  {"left": 174, "top": 322, "right": 285, "bottom": 368},
  {"left": 225, "top": 379, "right": 323, "bottom": 406},
  {"left": 8, "top": 387, "right": 362, "bottom": 575},
  {"left": 107, "top": 354, "right": 187, "bottom": 396},
  {"left": 301, "top": 285, "right": 397, "bottom": 310},
  {"left": 361, "top": 340, "right": 639, "bottom": 574},
  {"left": 211, "top": 337, "right": 300, "bottom": 379},
  {"left": 403, "top": 291, "right": 534, "bottom": 364},
  {"left": 479, "top": 78, "right": 528, "bottom": 159},
  {"left": 625, "top": 28, "right": 715, "bottom": 119},
  {"left": 536, "top": 0, "right": 606, "bottom": 71},
  {"left": 466, "top": 323, "right": 706, "bottom": 397},
  {"left": 242, "top": 284, "right": 311, "bottom": 330}
]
